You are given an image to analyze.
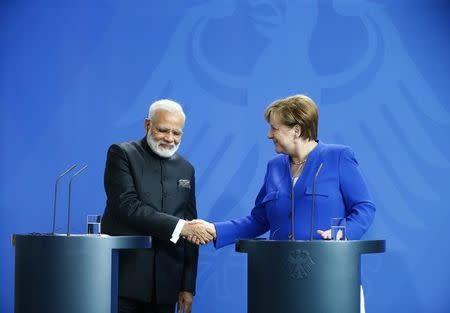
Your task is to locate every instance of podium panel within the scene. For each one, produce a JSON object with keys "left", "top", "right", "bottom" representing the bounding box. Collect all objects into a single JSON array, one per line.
[
  {"left": 236, "top": 240, "right": 385, "bottom": 313},
  {"left": 13, "top": 234, "right": 151, "bottom": 313}
]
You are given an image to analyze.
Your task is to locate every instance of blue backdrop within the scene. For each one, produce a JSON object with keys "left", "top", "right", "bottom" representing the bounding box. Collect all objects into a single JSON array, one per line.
[{"left": 1, "top": 1, "right": 449, "bottom": 312}]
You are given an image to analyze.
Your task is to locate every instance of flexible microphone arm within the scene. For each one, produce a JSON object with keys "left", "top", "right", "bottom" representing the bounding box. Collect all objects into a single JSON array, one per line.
[
  {"left": 66, "top": 165, "right": 88, "bottom": 236},
  {"left": 310, "top": 163, "right": 323, "bottom": 241},
  {"left": 289, "top": 176, "right": 296, "bottom": 241},
  {"left": 52, "top": 164, "right": 77, "bottom": 235}
]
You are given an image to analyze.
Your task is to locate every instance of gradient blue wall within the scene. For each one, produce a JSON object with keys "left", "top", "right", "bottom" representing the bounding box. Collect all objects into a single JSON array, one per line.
[{"left": 1, "top": 1, "right": 449, "bottom": 312}]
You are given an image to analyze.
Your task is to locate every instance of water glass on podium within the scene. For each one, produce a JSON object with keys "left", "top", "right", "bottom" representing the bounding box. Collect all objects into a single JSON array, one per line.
[
  {"left": 87, "top": 215, "right": 102, "bottom": 235},
  {"left": 331, "top": 217, "right": 346, "bottom": 241}
]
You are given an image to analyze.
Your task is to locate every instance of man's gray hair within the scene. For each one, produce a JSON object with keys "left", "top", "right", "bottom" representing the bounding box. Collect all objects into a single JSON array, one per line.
[{"left": 148, "top": 99, "right": 186, "bottom": 121}]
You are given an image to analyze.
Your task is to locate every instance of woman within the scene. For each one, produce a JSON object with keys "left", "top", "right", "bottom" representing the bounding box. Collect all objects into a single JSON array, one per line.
[{"left": 213, "top": 94, "right": 375, "bottom": 246}]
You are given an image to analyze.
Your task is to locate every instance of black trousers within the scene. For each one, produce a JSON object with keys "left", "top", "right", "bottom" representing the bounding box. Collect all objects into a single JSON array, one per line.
[{"left": 118, "top": 296, "right": 175, "bottom": 313}]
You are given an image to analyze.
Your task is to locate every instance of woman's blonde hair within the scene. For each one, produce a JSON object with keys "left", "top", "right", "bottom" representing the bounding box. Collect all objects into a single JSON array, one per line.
[{"left": 264, "top": 94, "right": 318, "bottom": 140}]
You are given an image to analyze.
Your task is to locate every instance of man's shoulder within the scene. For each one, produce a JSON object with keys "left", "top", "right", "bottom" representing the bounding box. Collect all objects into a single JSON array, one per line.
[
  {"left": 108, "top": 139, "right": 144, "bottom": 153},
  {"left": 107, "top": 140, "right": 146, "bottom": 161},
  {"left": 112, "top": 139, "right": 142, "bottom": 151}
]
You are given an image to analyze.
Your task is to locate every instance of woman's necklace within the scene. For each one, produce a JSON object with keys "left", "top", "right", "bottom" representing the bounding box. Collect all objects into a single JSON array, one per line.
[
  {"left": 291, "top": 141, "right": 317, "bottom": 181},
  {"left": 291, "top": 158, "right": 307, "bottom": 178},
  {"left": 290, "top": 159, "right": 306, "bottom": 166}
]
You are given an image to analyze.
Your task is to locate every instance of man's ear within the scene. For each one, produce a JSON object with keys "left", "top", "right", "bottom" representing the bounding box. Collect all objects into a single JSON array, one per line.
[{"left": 144, "top": 118, "right": 151, "bottom": 133}]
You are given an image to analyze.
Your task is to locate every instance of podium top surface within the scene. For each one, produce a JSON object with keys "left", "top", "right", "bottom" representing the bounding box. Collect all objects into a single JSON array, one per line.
[
  {"left": 236, "top": 239, "right": 385, "bottom": 255},
  {"left": 12, "top": 233, "right": 152, "bottom": 249}
]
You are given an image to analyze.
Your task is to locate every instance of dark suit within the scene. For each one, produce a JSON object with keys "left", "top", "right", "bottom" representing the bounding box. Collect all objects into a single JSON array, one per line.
[{"left": 101, "top": 138, "right": 198, "bottom": 305}]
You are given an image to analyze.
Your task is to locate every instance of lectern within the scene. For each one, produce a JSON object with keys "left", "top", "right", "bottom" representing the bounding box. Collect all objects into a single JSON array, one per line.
[
  {"left": 12, "top": 234, "right": 151, "bottom": 313},
  {"left": 236, "top": 239, "right": 385, "bottom": 313}
]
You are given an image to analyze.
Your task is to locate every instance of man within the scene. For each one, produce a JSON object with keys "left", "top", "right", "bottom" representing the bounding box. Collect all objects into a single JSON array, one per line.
[{"left": 101, "top": 99, "right": 214, "bottom": 313}]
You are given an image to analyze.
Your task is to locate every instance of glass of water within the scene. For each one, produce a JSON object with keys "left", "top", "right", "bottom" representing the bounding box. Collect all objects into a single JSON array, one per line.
[
  {"left": 331, "top": 217, "right": 346, "bottom": 241},
  {"left": 87, "top": 215, "right": 102, "bottom": 235}
]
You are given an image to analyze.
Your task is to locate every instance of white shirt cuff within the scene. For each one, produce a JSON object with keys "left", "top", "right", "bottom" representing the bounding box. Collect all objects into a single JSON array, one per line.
[{"left": 170, "top": 219, "right": 186, "bottom": 244}]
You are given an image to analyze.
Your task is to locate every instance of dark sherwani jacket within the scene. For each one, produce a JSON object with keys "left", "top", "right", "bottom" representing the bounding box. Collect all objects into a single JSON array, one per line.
[{"left": 102, "top": 138, "right": 198, "bottom": 304}]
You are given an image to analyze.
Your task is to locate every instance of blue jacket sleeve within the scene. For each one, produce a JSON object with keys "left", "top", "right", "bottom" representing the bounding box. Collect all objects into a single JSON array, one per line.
[
  {"left": 214, "top": 176, "right": 270, "bottom": 248},
  {"left": 339, "top": 147, "right": 376, "bottom": 239}
]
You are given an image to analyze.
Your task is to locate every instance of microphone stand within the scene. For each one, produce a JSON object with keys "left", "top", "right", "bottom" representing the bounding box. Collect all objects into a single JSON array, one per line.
[
  {"left": 52, "top": 165, "right": 77, "bottom": 235},
  {"left": 310, "top": 163, "right": 323, "bottom": 240},
  {"left": 289, "top": 176, "right": 295, "bottom": 241},
  {"left": 66, "top": 165, "right": 88, "bottom": 236}
]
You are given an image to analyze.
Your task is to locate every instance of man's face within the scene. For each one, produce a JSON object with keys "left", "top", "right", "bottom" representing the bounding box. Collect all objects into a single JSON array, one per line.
[{"left": 145, "top": 110, "right": 185, "bottom": 158}]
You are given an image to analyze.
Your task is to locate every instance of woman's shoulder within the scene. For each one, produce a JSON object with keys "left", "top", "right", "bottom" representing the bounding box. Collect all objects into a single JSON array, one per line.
[
  {"left": 317, "top": 142, "right": 357, "bottom": 164},
  {"left": 319, "top": 141, "right": 353, "bottom": 155}
]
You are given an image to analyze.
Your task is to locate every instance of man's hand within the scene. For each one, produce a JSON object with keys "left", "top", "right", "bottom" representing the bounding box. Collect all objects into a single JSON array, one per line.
[
  {"left": 181, "top": 220, "right": 215, "bottom": 245},
  {"left": 184, "top": 219, "right": 216, "bottom": 245},
  {"left": 177, "top": 291, "right": 193, "bottom": 313}
]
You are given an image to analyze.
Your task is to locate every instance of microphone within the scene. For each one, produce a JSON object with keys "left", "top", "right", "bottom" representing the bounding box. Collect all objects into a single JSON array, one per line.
[
  {"left": 66, "top": 165, "right": 88, "bottom": 236},
  {"left": 310, "top": 163, "right": 323, "bottom": 240},
  {"left": 52, "top": 165, "right": 77, "bottom": 235}
]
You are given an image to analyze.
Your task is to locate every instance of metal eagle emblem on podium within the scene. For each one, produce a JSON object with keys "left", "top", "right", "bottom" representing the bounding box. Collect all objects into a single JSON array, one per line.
[{"left": 286, "top": 249, "right": 315, "bottom": 280}]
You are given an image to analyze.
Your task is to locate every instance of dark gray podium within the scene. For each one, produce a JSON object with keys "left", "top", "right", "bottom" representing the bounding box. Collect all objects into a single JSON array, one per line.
[
  {"left": 236, "top": 240, "right": 385, "bottom": 313},
  {"left": 12, "top": 234, "right": 152, "bottom": 313}
]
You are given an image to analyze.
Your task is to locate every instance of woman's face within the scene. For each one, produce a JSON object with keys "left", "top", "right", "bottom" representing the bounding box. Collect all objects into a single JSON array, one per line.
[{"left": 267, "top": 113, "right": 297, "bottom": 155}]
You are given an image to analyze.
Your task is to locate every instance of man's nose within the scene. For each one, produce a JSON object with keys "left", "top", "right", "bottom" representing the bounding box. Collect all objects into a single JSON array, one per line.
[
  {"left": 267, "top": 129, "right": 273, "bottom": 139},
  {"left": 164, "top": 132, "right": 175, "bottom": 142}
]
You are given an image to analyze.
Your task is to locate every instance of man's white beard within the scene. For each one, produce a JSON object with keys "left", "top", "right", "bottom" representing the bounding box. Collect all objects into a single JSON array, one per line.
[{"left": 146, "top": 132, "right": 180, "bottom": 158}]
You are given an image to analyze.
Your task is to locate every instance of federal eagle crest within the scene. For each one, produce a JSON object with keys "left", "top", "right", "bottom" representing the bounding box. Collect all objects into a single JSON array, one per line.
[{"left": 286, "top": 249, "right": 315, "bottom": 280}]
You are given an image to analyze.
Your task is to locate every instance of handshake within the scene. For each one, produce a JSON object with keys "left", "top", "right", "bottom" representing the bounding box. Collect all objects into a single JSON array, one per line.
[{"left": 180, "top": 219, "right": 216, "bottom": 245}]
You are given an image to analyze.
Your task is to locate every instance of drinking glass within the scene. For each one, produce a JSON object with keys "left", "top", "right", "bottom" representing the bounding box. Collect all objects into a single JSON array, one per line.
[
  {"left": 87, "top": 215, "right": 102, "bottom": 235},
  {"left": 331, "top": 217, "right": 346, "bottom": 241}
]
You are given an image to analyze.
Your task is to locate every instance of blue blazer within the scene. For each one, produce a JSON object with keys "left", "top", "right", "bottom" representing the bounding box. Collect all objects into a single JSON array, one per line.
[{"left": 214, "top": 141, "right": 376, "bottom": 248}]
